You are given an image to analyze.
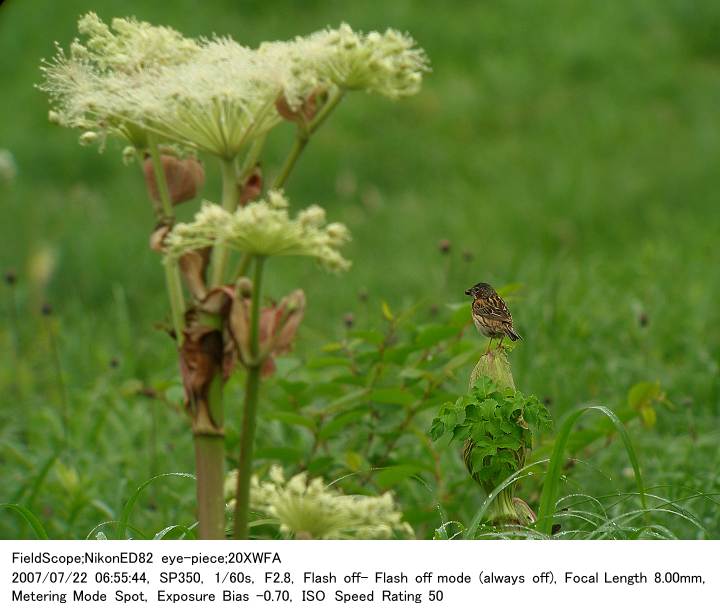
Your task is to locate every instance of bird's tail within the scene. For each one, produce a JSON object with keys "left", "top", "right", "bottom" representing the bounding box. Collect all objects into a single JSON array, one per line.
[{"left": 506, "top": 327, "right": 522, "bottom": 342}]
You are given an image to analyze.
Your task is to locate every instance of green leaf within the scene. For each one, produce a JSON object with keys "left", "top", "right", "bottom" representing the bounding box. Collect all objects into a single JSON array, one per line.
[
  {"left": 307, "top": 456, "right": 334, "bottom": 474},
  {"left": 345, "top": 451, "right": 366, "bottom": 471},
  {"left": 306, "top": 356, "right": 351, "bottom": 369},
  {"left": 429, "top": 418, "right": 446, "bottom": 441},
  {"left": 375, "top": 464, "right": 424, "bottom": 489},
  {"left": 277, "top": 380, "right": 308, "bottom": 396},
  {"left": 627, "top": 381, "right": 664, "bottom": 428},
  {"left": 381, "top": 301, "right": 395, "bottom": 321},
  {"left": 0, "top": 503, "right": 49, "bottom": 539},
  {"left": 318, "top": 410, "right": 367, "bottom": 439},
  {"left": 628, "top": 381, "right": 662, "bottom": 410}
]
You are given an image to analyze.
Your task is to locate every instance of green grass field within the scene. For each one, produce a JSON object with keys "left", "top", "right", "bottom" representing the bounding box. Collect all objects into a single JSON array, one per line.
[{"left": 1, "top": 0, "right": 719, "bottom": 539}]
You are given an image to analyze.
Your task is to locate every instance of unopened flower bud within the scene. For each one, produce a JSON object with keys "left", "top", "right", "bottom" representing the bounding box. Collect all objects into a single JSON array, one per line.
[
  {"left": 143, "top": 155, "right": 205, "bottom": 206},
  {"left": 275, "top": 88, "right": 322, "bottom": 124},
  {"left": 122, "top": 146, "right": 137, "bottom": 166},
  {"left": 470, "top": 349, "right": 515, "bottom": 390},
  {"left": 236, "top": 277, "right": 253, "bottom": 298},
  {"left": 79, "top": 131, "right": 98, "bottom": 146}
]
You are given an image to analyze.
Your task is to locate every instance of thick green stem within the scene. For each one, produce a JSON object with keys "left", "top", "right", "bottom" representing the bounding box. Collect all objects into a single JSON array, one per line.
[
  {"left": 233, "top": 256, "right": 265, "bottom": 539},
  {"left": 146, "top": 136, "right": 185, "bottom": 347},
  {"left": 272, "top": 90, "right": 345, "bottom": 190},
  {"left": 208, "top": 158, "right": 240, "bottom": 288},
  {"left": 194, "top": 433, "right": 225, "bottom": 538},
  {"left": 488, "top": 489, "right": 519, "bottom": 525},
  {"left": 190, "top": 354, "right": 225, "bottom": 538}
]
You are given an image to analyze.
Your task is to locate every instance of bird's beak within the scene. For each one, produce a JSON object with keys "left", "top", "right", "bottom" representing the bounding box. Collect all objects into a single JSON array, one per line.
[{"left": 464, "top": 288, "right": 473, "bottom": 296}]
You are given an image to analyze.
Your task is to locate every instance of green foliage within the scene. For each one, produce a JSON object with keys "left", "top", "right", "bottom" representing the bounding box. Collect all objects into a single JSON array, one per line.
[
  {"left": 536, "top": 405, "right": 646, "bottom": 536},
  {"left": 2, "top": 0, "right": 720, "bottom": 540},
  {"left": 430, "top": 377, "right": 551, "bottom": 493},
  {"left": 627, "top": 381, "right": 667, "bottom": 428}
]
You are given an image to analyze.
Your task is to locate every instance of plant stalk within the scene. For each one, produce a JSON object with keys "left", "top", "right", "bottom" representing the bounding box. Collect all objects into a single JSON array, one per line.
[
  {"left": 192, "top": 366, "right": 226, "bottom": 539},
  {"left": 208, "top": 158, "right": 240, "bottom": 288},
  {"left": 233, "top": 256, "right": 265, "bottom": 539},
  {"left": 272, "top": 90, "right": 345, "bottom": 190},
  {"left": 146, "top": 136, "right": 186, "bottom": 347},
  {"left": 194, "top": 434, "right": 226, "bottom": 538}
]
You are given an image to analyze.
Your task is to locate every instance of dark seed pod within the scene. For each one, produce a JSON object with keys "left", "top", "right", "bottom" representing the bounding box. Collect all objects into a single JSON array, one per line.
[{"left": 438, "top": 239, "right": 451, "bottom": 254}]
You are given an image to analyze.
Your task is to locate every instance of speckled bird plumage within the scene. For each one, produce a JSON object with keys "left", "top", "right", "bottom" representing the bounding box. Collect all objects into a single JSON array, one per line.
[{"left": 465, "top": 282, "right": 521, "bottom": 345}]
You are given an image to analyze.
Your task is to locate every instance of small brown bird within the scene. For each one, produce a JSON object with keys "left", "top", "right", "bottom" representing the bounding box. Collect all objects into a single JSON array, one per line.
[{"left": 465, "top": 282, "right": 521, "bottom": 352}]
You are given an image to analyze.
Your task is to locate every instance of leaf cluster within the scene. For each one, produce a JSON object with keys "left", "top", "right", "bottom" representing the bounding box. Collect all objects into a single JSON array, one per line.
[{"left": 430, "top": 377, "right": 551, "bottom": 490}]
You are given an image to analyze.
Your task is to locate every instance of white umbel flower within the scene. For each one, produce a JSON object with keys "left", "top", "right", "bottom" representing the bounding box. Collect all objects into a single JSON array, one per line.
[
  {"left": 165, "top": 190, "right": 351, "bottom": 272},
  {"left": 39, "top": 13, "right": 200, "bottom": 148},
  {"left": 135, "top": 38, "right": 284, "bottom": 159},
  {"left": 226, "top": 466, "right": 414, "bottom": 539},
  {"left": 307, "top": 23, "right": 429, "bottom": 99},
  {"left": 40, "top": 15, "right": 429, "bottom": 154}
]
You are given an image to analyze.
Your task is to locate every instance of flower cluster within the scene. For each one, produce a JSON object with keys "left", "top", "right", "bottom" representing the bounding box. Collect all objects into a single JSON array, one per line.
[
  {"left": 305, "top": 23, "right": 429, "bottom": 99},
  {"left": 226, "top": 466, "right": 414, "bottom": 539},
  {"left": 40, "top": 14, "right": 429, "bottom": 156},
  {"left": 40, "top": 13, "right": 200, "bottom": 148},
  {"left": 165, "top": 190, "right": 351, "bottom": 272}
]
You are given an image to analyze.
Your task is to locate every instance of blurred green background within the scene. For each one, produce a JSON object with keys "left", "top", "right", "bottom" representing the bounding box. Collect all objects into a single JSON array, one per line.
[{"left": 1, "top": 0, "right": 719, "bottom": 538}]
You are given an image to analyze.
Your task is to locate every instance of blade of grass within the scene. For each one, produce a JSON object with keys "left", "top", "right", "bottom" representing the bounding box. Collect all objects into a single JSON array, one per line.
[
  {"left": 536, "top": 405, "right": 646, "bottom": 536},
  {"left": 23, "top": 454, "right": 59, "bottom": 508},
  {"left": 116, "top": 472, "right": 195, "bottom": 539},
  {"left": 153, "top": 523, "right": 197, "bottom": 540},
  {"left": 86, "top": 520, "right": 146, "bottom": 540},
  {"left": 0, "top": 503, "right": 49, "bottom": 539}
]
